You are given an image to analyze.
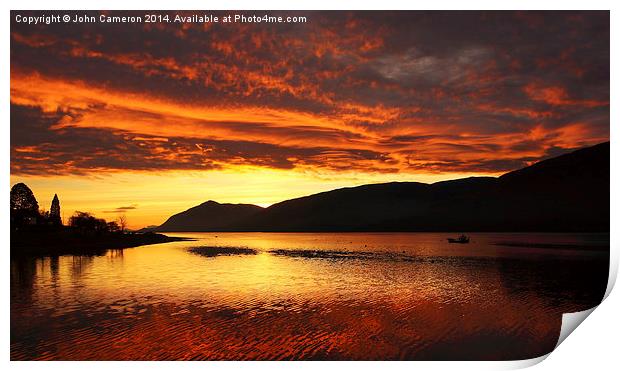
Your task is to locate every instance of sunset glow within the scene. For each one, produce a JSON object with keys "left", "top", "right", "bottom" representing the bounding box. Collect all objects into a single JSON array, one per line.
[{"left": 11, "top": 11, "right": 609, "bottom": 228}]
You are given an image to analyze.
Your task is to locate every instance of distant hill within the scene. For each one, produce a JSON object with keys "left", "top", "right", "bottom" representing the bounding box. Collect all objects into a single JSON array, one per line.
[
  {"left": 157, "top": 201, "right": 263, "bottom": 232},
  {"left": 157, "top": 142, "right": 609, "bottom": 232}
]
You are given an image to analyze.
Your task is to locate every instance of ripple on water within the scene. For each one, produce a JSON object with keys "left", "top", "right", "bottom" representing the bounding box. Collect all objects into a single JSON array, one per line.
[
  {"left": 10, "top": 232, "right": 609, "bottom": 360},
  {"left": 188, "top": 246, "right": 258, "bottom": 257}
]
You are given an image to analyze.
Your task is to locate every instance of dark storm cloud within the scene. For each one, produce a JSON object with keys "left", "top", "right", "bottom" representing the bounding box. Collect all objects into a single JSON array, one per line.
[
  {"left": 10, "top": 11, "right": 609, "bottom": 176},
  {"left": 10, "top": 104, "right": 395, "bottom": 175}
]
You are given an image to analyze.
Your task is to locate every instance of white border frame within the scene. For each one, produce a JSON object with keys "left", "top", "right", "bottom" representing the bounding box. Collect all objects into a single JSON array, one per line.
[{"left": 3, "top": 2, "right": 617, "bottom": 370}]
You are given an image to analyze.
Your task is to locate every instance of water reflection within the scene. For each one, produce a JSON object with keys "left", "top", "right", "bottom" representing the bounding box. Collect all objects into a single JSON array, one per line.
[{"left": 11, "top": 233, "right": 608, "bottom": 360}]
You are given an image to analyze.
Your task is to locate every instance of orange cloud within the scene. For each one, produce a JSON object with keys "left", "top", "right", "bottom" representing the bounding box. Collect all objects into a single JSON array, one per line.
[
  {"left": 10, "top": 11, "right": 609, "bottom": 181},
  {"left": 524, "top": 83, "right": 608, "bottom": 108}
]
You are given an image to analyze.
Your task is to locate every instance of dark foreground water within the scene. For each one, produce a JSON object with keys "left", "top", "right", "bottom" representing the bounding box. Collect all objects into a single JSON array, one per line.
[{"left": 11, "top": 232, "right": 609, "bottom": 360}]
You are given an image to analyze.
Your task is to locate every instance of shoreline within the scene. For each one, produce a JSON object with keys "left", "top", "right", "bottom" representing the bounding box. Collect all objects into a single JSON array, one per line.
[{"left": 11, "top": 231, "right": 194, "bottom": 257}]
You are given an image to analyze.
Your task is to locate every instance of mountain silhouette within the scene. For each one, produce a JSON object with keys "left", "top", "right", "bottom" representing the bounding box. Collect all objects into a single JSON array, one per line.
[
  {"left": 157, "top": 200, "right": 263, "bottom": 232},
  {"left": 157, "top": 142, "right": 609, "bottom": 232}
]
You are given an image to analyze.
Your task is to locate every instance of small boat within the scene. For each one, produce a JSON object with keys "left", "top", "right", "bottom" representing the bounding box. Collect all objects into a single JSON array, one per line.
[{"left": 447, "top": 235, "right": 470, "bottom": 244}]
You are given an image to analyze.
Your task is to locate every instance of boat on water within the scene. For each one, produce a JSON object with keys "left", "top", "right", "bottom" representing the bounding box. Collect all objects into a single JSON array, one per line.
[{"left": 447, "top": 235, "right": 470, "bottom": 244}]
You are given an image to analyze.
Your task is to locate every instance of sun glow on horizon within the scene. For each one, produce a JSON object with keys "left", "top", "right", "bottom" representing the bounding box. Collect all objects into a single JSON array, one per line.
[
  {"left": 10, "top": 166, "right": 501, "bottom": 229},
  {"left": 10, "top": 11, "right": 609, "bottom": 229}
]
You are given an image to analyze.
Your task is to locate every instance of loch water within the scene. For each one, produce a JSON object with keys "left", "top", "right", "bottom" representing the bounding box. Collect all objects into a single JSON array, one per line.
[{"left": 10, "top": 232, "right": 609, "bottom": 360}]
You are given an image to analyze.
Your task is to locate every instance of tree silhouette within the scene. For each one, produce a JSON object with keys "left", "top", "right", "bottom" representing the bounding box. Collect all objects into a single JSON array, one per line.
[
  {"left": 10, "top": 183, "right": 40, "bottom": 227},
  {"left": 69, "top": 211, "right": 108, "bottom": 234},
  {"left": 107, "top": 221, "right": 121, "bottom": 233},
  {"left": 50, "top": 194, "right": 61, "bottom": 226},
  {"left": 11, "top": 183, "right": 39, "bottom": 213},
  {"left": 117, "top": 215, "right": 127, "bottom": 232}
]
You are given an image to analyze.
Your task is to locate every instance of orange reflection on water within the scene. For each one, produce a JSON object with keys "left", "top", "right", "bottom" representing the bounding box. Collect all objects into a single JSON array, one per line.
[{"left": 11, "top": 232, "right": 608, "bottom": 360}]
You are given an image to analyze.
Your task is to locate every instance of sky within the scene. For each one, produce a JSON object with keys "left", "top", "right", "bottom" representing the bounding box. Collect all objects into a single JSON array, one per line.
[{"left": 10, "top": 11, "right": 609, "bottom": 228}]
